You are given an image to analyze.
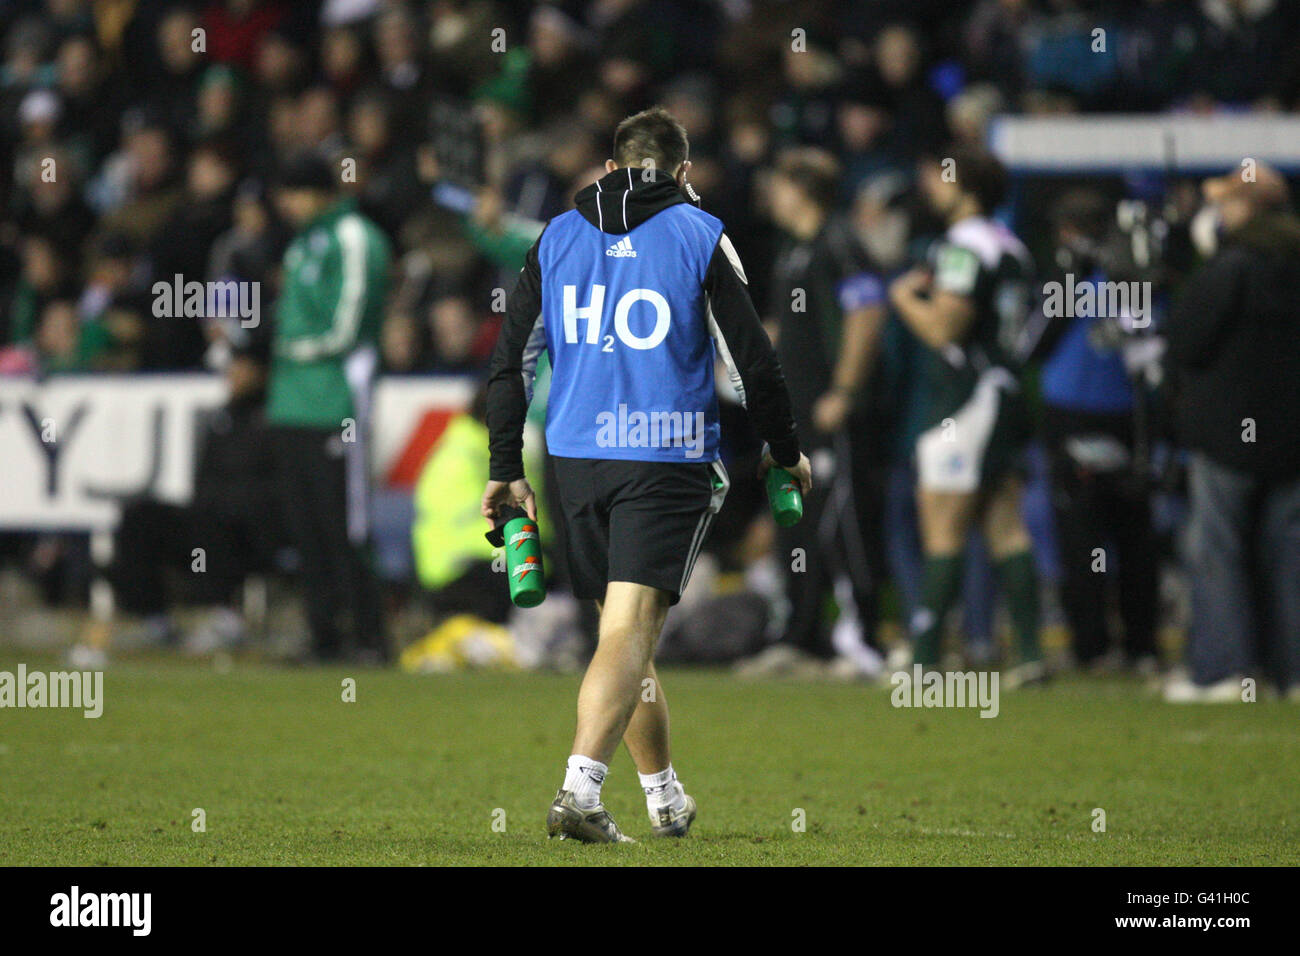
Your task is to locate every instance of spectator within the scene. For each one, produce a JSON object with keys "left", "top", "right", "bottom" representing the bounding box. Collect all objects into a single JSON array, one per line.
[
  {"left": 90, "top": 334, "right": 284, "bottom": 654},
  {"left": 771, "top": 34, "right": 843, "bottom": 148},
  {"left": 963, "top": 0, "right": 1034, "bottom": 104},
  {"left": 250, "top": 24, "right": 309, "bottom": 97},
  {"left": 13, "top": 145, "right": 96, "bottom": 274},
  {"left": 193, "top": 63, "right": 250, "bottom": 150},
  {"left": 78, "top": 231, "right": 151, "bottom": 370},
  {"left": 347, "top": 88, "right": 423, "bottom": 240},
  {"left": 148, "top": 5, "right": 205, "bottom": 138},
  {"left": 517, "top": 19, "right": 590, "bottom": 118},
  {"left": 142, "top": 137, "right": 240, "bottom": 369},
  {"left": 1164, "top": 163, "right": 1300, "bottom": 701},
  {"left": 95, "top": 116, "right": 182, "bottom": 248},
  {"left": 207, "top": 177, "right": 288, "bottom": 290},
  {"left": 34, "top": 296, "right": 111, "bottom": 373},
  {"left": 296, "top": 85, "right": 345, "bottom": 158},
  {"left": 427, "top": 293, "right": 484, "bottom": 373},
  {"left": 1, "top": 19, "right": 55, "bottom": 122},
  {"left": 427, "top": 0, "right": 506, "bottom": 99},
  {"left": 372, "top": 3, "right": 430, "bottom": 141},
  {"left": 55, "top": 33, "right": 120, "bottom": 172},
  {"left": 852, "top": 23, "right": 946, "bottom": 169},
  {"left": 380, "top": 306, "right": 421, "bottom": 373},
  {"left": 154, "top": 138, "right": 239, "bottom": 279},
  {"left": 503, "top": 119, "right": 600, "bottom": 223},
  {"left": 321, "top": 24, "right": 367, "bottom": 102},
  {"left": 946, "top": 84, "right": 1005, "bottom": 148},
  {"left": 3, "top": 234, "right": 75, "bottom": 349},
  {"left": 202, "top": 0, "right": 289, "bottom": 71}
]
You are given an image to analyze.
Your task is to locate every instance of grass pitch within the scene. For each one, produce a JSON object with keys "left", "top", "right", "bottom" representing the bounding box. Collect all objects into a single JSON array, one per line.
[{"left": 1, "top": 654, "right": 1295, "bottom": 866}]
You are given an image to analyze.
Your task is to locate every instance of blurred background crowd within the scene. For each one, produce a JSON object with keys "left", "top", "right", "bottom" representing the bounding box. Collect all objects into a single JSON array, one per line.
[{"left": 0, "top": 0, "right": 1298, "bottom": 697}]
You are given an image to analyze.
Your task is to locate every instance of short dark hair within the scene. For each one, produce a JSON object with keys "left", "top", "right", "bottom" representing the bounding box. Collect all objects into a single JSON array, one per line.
[
  {"left": 613, "top": 106, "right": 688, "bottom": 173},
  {"left": 773, "top": 147, "right": 841, "bottom": 211},
  {"left": 946, "top": 145, "right": 1008, "bottom": 213},
  {"left": 276, "top": 149, "right": 336, "bottom": 192}
]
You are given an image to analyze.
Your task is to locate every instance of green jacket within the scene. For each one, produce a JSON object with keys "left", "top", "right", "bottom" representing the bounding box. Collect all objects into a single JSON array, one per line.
[{"left": 268, "top": 197, "right": 391, "bottom": 428}]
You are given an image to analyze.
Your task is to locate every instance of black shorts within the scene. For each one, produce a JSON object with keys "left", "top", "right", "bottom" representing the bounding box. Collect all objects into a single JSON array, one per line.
[{"left": 552, "top": 456, "right": 729, "bottom": 604}]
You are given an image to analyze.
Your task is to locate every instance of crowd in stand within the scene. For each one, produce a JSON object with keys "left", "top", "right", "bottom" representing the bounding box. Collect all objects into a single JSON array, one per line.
[{"left": 1, "top": 1, "right": 1298, "bottom": 697}]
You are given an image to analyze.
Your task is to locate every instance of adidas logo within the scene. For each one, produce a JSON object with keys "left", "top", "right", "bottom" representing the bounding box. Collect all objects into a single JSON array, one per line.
[{"left": 605, "top": 236, "right": 636, "bottom": 258}]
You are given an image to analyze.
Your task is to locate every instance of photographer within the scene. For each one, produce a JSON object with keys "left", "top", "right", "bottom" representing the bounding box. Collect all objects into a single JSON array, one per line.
[
  {"left": 1164, "top": 165, "right": 1300, "bottom": 702},
  {"left": 1028, "top": 189, "right": 1158, "bottom": 672}
]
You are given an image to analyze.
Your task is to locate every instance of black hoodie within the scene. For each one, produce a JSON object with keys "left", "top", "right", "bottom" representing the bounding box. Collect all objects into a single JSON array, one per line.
[
  {"left": 485, "top": 168, "right": 801, "bottom": 481},
  {"left": 1166, "top": 212, "right": 1300, "bottom": 480},
  {"left": 572, "top": 165, "right": 691, "bottom": 234}
]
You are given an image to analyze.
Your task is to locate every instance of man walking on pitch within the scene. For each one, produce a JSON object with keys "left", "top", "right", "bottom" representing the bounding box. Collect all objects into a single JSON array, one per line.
[{"left": 483, "top": 108, "right": 810, "bottom": 843}]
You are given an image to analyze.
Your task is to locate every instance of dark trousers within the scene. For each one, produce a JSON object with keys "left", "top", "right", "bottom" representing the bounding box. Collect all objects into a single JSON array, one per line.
[
  {"left": 1187, "top": 453, "right": 1300, "bottom": 689},
  {"left": 776, "top": 424, "right": 887, "bottom": 657},
  {"left": 110, "top": 500, "right": 273, "bottom": 616},
  {"left": 428, "top": 560, "right": 512, "bottom": 625},
  {"left": 1045, "top": 409, "right": 1157, "bottom": 663},
  {"left": 272, "top": 426, "right": 387, "bottom": 661}
]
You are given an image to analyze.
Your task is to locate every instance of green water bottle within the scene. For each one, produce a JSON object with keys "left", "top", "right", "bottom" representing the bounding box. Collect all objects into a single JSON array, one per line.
[
  {"left": 486, "top": 506, "right": 546, "bottom": 607},
  {"left": 766, "top": 466, "right": 803, "bottom": 528}
]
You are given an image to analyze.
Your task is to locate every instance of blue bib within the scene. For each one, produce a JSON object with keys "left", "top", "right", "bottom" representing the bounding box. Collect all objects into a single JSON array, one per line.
[{"left": 538, "top": 204, "right": 724, "bottom": 462}]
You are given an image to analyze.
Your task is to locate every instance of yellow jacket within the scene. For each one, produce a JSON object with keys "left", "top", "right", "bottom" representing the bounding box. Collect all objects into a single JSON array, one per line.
[{"left": 412, "top": 414, "right": 546, "bottom": 590}]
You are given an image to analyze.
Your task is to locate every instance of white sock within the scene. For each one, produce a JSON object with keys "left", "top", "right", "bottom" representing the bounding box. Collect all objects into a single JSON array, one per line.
[
  {"left": 639, "top": 765, "right": 686, "bottom": 813},
  {"left": 563, "top": 755, "right": 607, "bottom": 810}
]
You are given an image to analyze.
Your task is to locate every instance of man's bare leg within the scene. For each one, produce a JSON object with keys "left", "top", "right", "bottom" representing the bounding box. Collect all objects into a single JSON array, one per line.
[
  {"left": 623, "top": 660, "right": 671, "bottom": 774},
  {"left": 571, "top": 581, "right": 671, "bottom": 764},
  {"left": 547, "top": 583, "right": 671, "bottom": 842},
  {"left": 590, "top": 599, "right": 671, "bottom": 774},
  {"left": 550, "top": 584, "right": 695, "bottom": 837},
  {"left": 620, "top": 656, "right": 694, "bottom": 834}
]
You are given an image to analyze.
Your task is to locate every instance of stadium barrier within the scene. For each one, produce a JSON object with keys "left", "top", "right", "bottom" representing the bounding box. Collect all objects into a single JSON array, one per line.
[
  {"left": 988, "top": 114, "right": 1300, "bottom": 173},
  {"left": 0, "top": 374, "right": 475, "bottom": 533}
]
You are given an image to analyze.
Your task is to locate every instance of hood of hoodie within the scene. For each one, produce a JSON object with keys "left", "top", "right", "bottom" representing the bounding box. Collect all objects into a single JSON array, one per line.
[{"left": 573, "top": 167, "right": 696, "bottom": 235}]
